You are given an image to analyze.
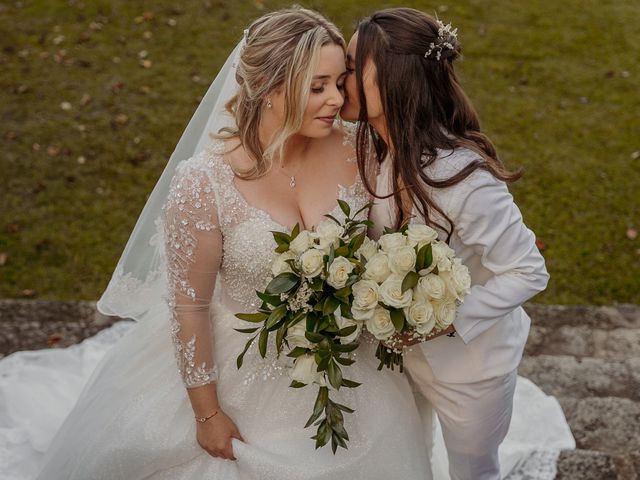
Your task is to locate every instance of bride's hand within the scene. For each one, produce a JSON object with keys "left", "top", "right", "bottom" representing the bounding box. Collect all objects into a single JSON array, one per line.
[{"left": 196, "top": 410, "right": 245, "bottom": 460}]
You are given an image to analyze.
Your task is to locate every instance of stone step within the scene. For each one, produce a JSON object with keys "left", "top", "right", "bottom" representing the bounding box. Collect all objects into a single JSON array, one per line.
[
  {"left": 526, "top": 325, "right": 640, "bottom": 360},
  {"left": 0, "top": 299, "right": 119, "bottom": 357},
  {"left": 555, "top": 449, "right": 626, "bottom": 480},
  {"left": 519, "top": 355, "right": 640, "bottom": 401},
  {"left": 525, "top": 303, "right": 640, "bottom": 330}
]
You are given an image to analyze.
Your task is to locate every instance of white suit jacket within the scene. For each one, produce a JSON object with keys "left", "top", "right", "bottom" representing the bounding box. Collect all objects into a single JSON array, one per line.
[{"left": 369, "top": 148, "right": 549, "bottom": 383}]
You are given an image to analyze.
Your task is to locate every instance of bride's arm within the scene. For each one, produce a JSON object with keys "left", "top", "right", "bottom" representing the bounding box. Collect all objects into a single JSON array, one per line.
[{"left": 164, "top": 161, "right": 243, "bottom": 459}]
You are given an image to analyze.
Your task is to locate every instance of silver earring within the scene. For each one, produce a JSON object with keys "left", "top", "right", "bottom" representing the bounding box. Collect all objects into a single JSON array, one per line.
[{"left": 266, "top": 99, "right": 272, "bottom": 108}]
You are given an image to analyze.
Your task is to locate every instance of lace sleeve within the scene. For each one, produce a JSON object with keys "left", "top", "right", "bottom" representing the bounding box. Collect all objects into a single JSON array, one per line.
[{"left": 163, "top": 159, "right": 221, "bottom": 388}]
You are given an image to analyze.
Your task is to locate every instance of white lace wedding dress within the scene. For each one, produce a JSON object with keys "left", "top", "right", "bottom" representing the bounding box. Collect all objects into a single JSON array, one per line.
[{"left": 0, "top": 136, "right": 574, "bottom": 480}]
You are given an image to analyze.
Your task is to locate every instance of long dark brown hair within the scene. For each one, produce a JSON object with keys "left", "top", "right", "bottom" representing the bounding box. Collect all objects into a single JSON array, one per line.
[{"left": 353, "top": 7, "right": 521, "bottom": 239}]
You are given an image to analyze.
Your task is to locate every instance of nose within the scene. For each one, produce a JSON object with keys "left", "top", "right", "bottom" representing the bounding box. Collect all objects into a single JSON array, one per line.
[{"left": 327, "top": 85, "right": 344, "bottom": 108}]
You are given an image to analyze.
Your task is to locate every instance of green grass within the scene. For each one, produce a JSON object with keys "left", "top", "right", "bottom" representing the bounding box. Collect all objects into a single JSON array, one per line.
[{"left": 0, "top": 0, "right": 638, "bottom": 304}]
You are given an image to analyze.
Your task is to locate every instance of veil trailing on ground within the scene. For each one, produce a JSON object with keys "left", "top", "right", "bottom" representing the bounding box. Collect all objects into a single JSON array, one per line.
[{"left": 97, "top": 37, "right": 244, "bottom": 321}]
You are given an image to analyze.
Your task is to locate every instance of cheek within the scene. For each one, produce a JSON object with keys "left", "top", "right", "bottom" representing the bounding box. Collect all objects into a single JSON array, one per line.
[{"left": 364, "top": 77, "right": 383, "bottom": 117}]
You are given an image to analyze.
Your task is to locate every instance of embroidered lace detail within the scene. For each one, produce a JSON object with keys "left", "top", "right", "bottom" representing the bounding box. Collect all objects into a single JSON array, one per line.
[{"left": 163, "top": 148, "right": 221, "bottom": 388}]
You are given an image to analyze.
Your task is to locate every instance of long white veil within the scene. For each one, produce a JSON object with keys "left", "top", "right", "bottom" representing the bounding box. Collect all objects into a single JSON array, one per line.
[{"left": 97, "top": 37, "right": 244, "bottom": 321}]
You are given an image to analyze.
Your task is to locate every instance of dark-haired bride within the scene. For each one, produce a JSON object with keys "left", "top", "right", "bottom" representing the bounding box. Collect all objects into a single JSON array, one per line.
[{"left": 0, "top": 6, "right": 573, "bottom": 480}]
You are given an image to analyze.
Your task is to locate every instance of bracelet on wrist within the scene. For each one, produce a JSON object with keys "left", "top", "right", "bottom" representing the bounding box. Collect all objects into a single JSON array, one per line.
[{"left": 195, "top": 409, "right": 219, "bottom": 423}]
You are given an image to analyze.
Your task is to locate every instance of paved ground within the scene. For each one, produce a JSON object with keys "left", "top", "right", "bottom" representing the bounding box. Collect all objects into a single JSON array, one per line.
[{"left": 1, "top": 300, "right": 638, "bottom": 479}]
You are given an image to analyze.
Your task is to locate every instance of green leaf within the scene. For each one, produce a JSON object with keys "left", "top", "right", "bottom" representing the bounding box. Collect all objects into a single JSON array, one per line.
[
  {"left": 236, "top": 335, "right": 257, "bottom": 369},
  {"left": 335, "top": 356, "right": 355, "bottom": 366},
  {"left": 233, "top": 326, "right": 261, "bottom": 334},
  {"left": 332, "top": 342, "right": 359, "bottom": 353},
  {"left": 348, "top": 231, "right": 366, "bottom": 252},
  {"left": 334, "top": 245, "right": 350, "bottom": 257},
  {"left": 337, "top": 324, "right": 357, "bottom": 337},
  {"left": 235, "top": 312, "right": 269, "bottom": 323},
  {"left": 258, "top": 328, "right": 269, "bottom": 358},
  {"left": 337, "top": 199, "right": 351, "bottom": 217},
  {"left": 287, "top": 346, "right": 310, "bottom": 358},
  {"left": 327, "top": 360, "right": 343, "bottom": 390},
  {"left": 266, "top": 304, "right": 288, "bottom": 329},
  {"left": 323, "top": 296, "right": 340, "bottom": 317},
  {"left": 275, "top": 324, "right": 286, "bottom": 353},
  {"left": 341, "top": 378, "right": 361, "bottom": 388},
  {"left": 289, "top": 380, "right": 307, "bottom": 388},
  {"left": 256, "top": 290, "right": 283, "bottom": 306},
  {"left": 401, "top": 271, "right": 420, "bottom": 293},
  {"left": 390, "top": 308, "right": 405, "bottom": 331},
  {"left": 291, "top": 223, "right": 300, "bottom": 239},
  {"left": 317, "top": 355, "right": 331, "bottom": 372},
  {"left": 265, "top": 272, "right": 299, "bottom": 294},
  {"left": 310, "top": 277, "right": 324, "bottom": 292},
  {"left": 323, "top": 214, "right": 341, "bottom": 225},
  {"left": 305, "top": 387, "right": 328, "bottom": 428},
  {"left": 416, "top": 243, "right": 432, "bottom": 271},
  {"left": 305, "top": 331, "right": 325, "bottom": 343},
  {"left": 333, "top": 402, "right": 355, "bottom": 413},
  {"left": 334, "top": 285, "right": 351, "bottom": 298},
  {"left": 272, "top": 231, "right": 292, "bottom": 246}
]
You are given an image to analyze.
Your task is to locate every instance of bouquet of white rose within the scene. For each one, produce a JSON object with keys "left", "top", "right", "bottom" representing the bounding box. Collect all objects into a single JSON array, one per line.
[
  {"left": 235, "top": 200, "right": 372, "bottom": 453},
  {"left": 352, "top": 224, "right": 472, "bottom": 371}
]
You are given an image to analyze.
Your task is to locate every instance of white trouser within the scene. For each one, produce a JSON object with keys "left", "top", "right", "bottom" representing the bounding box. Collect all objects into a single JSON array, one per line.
[{"left": 403, "top": 347, "right": 518, "bottom": 480}]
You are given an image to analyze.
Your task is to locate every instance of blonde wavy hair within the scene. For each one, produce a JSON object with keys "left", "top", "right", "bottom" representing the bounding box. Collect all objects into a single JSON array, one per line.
[{"left": 219, "top": 7, "right": 345, "bottom": 179}]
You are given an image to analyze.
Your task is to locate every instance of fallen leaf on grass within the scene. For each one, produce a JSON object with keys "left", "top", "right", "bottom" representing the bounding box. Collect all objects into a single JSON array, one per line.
[
  {"left": 47, "top": 145, "right": 60, "bottom": 156},
  {"left": 47, "top": 333, "right": 64, "bottom": 346},
  {"left": 627, "top": 228, "right": 638, "bottom": 240},
  {"left": 60, "top": 101, "right": 72, "bottom": 111},
  {"left": 0, "top": 253, "right": 7, "bottom": 266},
  {"left": 139, "top": 59, "right": 152, "bottom": 68},
  {"left": 80, "top": 93, "right": 92, "bottom": 105},
  {"left": 20, "top": 289, "right": 36, "bottom": 298},
  {"left": 535, "top": 239, "right": 547, "bottom": 251},
  {"left": 7, "top": 223, "right": 19, "bottom": 233},
  {"left": 4, "top": 131, "right": 17, "bottom": 140},
  {"left": 113, "top": 113, "right": 129, "bottom": 125},
  {"left": 110, "top": 81, "right": 124, "bottom": 93}
]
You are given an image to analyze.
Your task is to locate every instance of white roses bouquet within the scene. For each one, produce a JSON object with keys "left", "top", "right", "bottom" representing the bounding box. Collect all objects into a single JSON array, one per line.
[
  {"left": 235, "top": 200, "right": 371, "bottom": 453},
  {"left": 355, "top": 224, "right": 471, "bottom": 371}
]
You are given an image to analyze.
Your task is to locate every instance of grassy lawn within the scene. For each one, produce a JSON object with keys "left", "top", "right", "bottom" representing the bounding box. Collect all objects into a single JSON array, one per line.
[{"left": 0, "top": 0, "right": 638, "bottom": 304}]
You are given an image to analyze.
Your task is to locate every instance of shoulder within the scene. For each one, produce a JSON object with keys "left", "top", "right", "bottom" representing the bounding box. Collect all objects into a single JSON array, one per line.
[{"left": 426, "top": 147, "right": 507, "bottom": 216}]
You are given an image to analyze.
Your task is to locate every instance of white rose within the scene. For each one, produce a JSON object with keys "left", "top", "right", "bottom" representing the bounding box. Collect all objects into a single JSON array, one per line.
[
  {"left": 335, "top": 309, "right": 362, "bottom": 344},
  {"left": 407, "top": 224, "right": 438, "bottom": 248},
  {"left": 313, "top": 219, "right": 343, "bottom": 253},
  {"left": 355, "top": 236, "right": 378, "bottom": 261},
  {"left": 432, "top": 299, "right": 457, "bottom": 329},
  {"left": 326, "top": 256, "right": 354, "bottom": 289},
  {"left": 388, "top": 245, "right": 417, "bottom": 275},
  {"left": 289, "top": 230, "right": 313, "bottom": 255},
  {"left": 351, "top": 280, "right": 379, "bottom": 320},
  {"left": 299, "top": 248, "right": 324, "bottom": 278},
  {"left": 404, "top": 300, "right": 436, "bottom": 335},
  {"left": 416, "top": 273, "right": 446, "bottom": 301},
  {"left": 451, "top": 260, "right": 471, "bottom": 298},
  {"left": 363, "top": 252, "right": 392, "bottom": 284},
  {"left": 287, "top": 320, "right": 313, "bottom": 349},
  {"left": 271, "top": 251, "right": 296, "bottom": 277},
  {"left": 365, "top": 307, "right": 396, "bottom": 341},
  {"left": 289, "top": 354, "right": 325, "bottom": 386},
  {"left": 378, "top": 274, "right": 413, "bottom": 309},
  {"left": 378, "top": 232, "right": 407, "bottom": 253},
  {"left": 431, "top": 241, "right": 455, "bottom": 272}
]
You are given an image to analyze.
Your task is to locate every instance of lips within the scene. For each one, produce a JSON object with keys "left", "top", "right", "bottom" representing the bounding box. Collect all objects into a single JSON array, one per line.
[{"left": 317, "top": 115, "right": 336, "bottom": 124}]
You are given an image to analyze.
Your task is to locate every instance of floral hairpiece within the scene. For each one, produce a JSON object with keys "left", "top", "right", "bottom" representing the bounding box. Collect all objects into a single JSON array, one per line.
[{"left": 424, "top": 19, "right": 458, "bottom": 61}]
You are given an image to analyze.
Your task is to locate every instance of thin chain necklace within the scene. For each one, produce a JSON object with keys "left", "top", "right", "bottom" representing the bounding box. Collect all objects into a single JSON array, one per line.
[
  {"left": 278, "top": 163, "right": 302, "bottom": 188},
  {"left": 276, "top": 141, "right": 311, "bottom": 188}
]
